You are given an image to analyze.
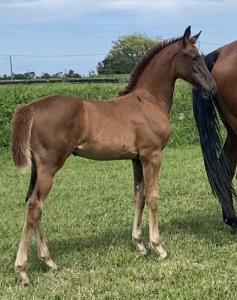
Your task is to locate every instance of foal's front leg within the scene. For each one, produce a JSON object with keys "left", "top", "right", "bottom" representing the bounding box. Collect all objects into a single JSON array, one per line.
[
  {"left": 141, "top": 152, "right": 167, "bottom": 259},
  {"left": 132, "top": 159, "right": 146, "bottom": 256}
]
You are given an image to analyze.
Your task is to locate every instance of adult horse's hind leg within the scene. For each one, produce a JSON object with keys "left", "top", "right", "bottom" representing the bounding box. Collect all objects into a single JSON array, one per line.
[
  {"left": 222, "top": 130, "right": 237, "bottom": 228},
  {"left": 224, "top": 130, "right": 237, "bottom": 179},
  {"left": 15, "top": 164, "right": 58, "bottom": 285},
  {"left": 132, "top": 159, "right": 146, "bottom": 256},
  {"left": 141, "top": 151, "right": 167, "bottom": 260}
]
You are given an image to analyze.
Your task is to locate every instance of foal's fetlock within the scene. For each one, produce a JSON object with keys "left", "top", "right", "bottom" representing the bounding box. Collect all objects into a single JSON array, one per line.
[
  {"left": 149, "top": 242, "right": 167, "bottom": 260},
  {"left": 132, "top": 237, "right": 147, "bottom": 256}
]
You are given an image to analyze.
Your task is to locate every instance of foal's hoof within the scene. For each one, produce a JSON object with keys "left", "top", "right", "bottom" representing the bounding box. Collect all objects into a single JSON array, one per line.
[
  {"left": 132, "top": 239, "right": 147, "bottom": 256},
  {"left": 149, "top": 242, "right": 167, "bottom": 260},
  {"left": 138, "top": 246, "right": 147, "bottom": 257},
  {"left": 44, "top": 259, "right": 58, "bottom": 271},
  {"left": 15, "top": 266, "right": 30, "bottom": 286},
  {"left": 159, "top": 249, "right": 168, "bottom": 260},
  {"left": 17, "top": 272, "right": 30, "bottom": 286}
]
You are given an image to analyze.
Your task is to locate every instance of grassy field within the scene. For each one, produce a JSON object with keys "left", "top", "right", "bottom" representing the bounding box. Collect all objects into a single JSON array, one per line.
[{"left": 1, "top": 146, "right": 237, "bottom": 299}]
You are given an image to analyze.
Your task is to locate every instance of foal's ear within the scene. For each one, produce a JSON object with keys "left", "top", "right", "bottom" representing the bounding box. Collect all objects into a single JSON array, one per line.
[
  {"left": 190, "top": 31, "right": 202, "bottom": 44},
  {"left": 182, "top": 26, "right": 191, "bottom": 46}
]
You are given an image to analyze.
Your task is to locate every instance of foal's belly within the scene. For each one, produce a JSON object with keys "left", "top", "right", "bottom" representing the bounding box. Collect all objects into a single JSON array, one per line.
[{"left": 73, "top": 142, "right": 138, "bottom": 160}]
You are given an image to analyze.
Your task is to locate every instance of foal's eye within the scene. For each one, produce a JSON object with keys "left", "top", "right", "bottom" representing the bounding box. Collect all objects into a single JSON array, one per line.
[{"left": 192, "top": 56, "right": 199, "bottom": 62}]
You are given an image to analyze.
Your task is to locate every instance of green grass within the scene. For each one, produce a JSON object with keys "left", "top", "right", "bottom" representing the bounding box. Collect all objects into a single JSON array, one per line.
[{"left": 1, "top": 146, "right": 237, "bottom": 299}]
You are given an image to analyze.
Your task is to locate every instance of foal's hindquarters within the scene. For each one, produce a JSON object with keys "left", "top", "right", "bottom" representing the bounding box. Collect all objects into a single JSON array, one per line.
[
  {"left": 15, "top": 138, "right": 75, "bottom": 284},
  {"left": 12, "top": 95, "right": 167, "bottom": 285},
  {"left": 13, "top": 97, "right": 85, "bottom": 284}
]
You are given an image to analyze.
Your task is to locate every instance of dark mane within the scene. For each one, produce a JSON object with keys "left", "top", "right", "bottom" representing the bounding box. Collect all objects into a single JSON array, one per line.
[{"left": 119, "top": 36, "right": 182, "bottom": 96}]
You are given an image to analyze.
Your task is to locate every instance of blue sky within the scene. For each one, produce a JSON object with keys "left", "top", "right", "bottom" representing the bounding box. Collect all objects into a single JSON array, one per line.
[{"left": 0, "top": 0, "right": 237, "bottom": 76}]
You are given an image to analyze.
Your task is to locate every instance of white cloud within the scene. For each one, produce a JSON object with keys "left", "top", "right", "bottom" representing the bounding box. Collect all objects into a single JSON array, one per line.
[{"left": 0, "top": 0, "right": 236, "bottom": 23}]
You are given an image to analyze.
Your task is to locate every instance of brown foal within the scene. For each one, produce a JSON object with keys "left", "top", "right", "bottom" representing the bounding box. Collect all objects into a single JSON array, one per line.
[{"left": 11, "top": 26, "right": 216, "bottom": 285}]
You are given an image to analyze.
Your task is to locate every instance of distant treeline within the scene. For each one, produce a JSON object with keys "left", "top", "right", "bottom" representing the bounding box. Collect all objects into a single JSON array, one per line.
[
  {"left": 0, "top": 78, "right": 126, "bottom": 85},
  {"left": 0, "top": 69, "right": 81, "bottom": 80}
]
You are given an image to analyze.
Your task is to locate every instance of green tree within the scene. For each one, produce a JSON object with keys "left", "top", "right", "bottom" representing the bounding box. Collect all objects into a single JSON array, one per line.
[
  {"left": 65, "top": 69, "right": 81, "bottom": 78},
  {"left": 97, "top": 34, "right": 159, "bottom": 75},
  {"left": 41, "top": 72, "right": 51, "bottom": 79}
]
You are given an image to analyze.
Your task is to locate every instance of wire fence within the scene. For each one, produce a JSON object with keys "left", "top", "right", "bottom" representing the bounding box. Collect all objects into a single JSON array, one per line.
[
  {"left": 0, "top": 40, "right": 223, "bottom": 79},
  {"left": 0, "top": 53, "right": 107, "bottom": 78}
]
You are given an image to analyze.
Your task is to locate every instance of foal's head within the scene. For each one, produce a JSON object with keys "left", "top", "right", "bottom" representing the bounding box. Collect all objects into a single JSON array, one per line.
[{"left": 174, "top": 26, "right": 216, "bottom": 95}]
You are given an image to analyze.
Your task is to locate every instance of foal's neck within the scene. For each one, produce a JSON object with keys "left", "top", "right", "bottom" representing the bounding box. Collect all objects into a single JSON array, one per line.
[{"left": 136, "top": 45, "right": 178, "bottom": 113}]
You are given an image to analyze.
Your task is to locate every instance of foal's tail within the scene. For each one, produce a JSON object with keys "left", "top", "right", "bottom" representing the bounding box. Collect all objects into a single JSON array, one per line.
[
  {"left": 193, "top": 50, "right": 237, "bottom": 226},
  {"left": 11, "top": 104, "right": 34, "bottom": 171}
]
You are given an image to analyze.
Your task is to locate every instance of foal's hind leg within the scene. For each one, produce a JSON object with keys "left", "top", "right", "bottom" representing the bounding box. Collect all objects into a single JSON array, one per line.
[
  {"left": 132, "top": 159, "right": 146, "bottom": 256},
  {"left": 15, "top": 165, "right": 57, "bottom": 285},
  {"left": 34, "top": 219, "right": 58, "bottom": 270},
  {"left": 141, "top": 151, "right": 167, "bottom": 260}
]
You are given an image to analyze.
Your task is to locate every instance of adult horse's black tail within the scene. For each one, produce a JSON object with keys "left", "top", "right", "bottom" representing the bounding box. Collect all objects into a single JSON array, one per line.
[{"left": 193, "top": 50, "right": 237, "bottom": 229}]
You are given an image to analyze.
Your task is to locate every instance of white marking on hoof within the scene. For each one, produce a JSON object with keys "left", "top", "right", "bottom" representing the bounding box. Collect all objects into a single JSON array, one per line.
[
  {"left": 159, "top": 249, "right": 168, "bottom": 260},
  {"left": 17, "top": 272, "right": 30, "bottom": 286},
  {"left": 133, "top": 239, "right": 147, "bottom": 256},
  {"left": 149, "top": 242, "right": 167, "bottom": 260},
  {"left": 44, "top": 259, "right": 58, "bottom": 271}
]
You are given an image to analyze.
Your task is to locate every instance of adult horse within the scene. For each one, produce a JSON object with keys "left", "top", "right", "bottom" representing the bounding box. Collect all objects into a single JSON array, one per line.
[
  {"left": 193, "top": 41, "right": 237, "bottom": 230},
  {"left": 11, "top": 26, "right": 215, "bottom": 285}
]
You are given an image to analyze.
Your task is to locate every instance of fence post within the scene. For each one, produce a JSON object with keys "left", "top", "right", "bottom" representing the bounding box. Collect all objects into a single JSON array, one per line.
[{"left": 9, "top": 55, "right": 13, "bottom": 80}]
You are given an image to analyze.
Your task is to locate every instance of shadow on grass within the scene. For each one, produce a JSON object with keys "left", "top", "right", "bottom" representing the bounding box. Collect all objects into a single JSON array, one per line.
[
  {"left": 161, "top": 211, "right": 236, "bottom": 243},
  {"left": 46, "top": 211, "right": 236, "bottom": 260},
  {"left": 48, "top": 227, "right": 133, "bottom": 256}
]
